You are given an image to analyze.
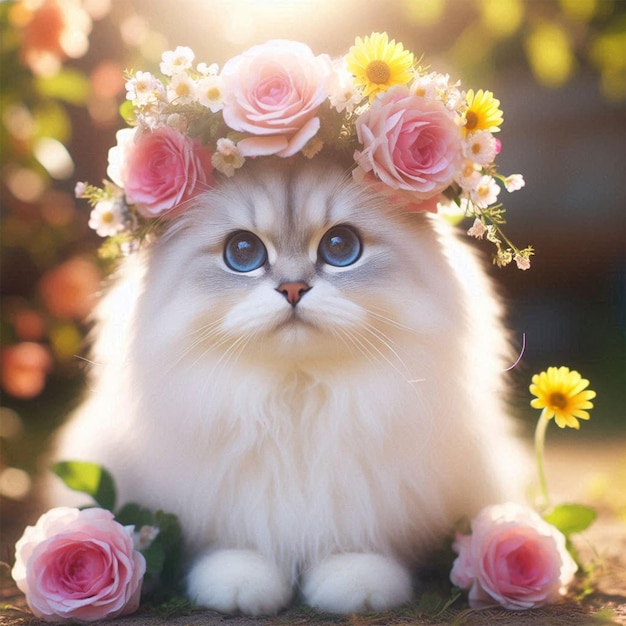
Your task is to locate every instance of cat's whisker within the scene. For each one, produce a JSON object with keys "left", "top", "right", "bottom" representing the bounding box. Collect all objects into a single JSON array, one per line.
[
  {"left": 360, "top": 327, "right": 414, "bottom": 381},
  {"left": 168, "top": 319, "right": 229, "bottom": 371},
  {"left": 193, "top": 334, "right": 253, "bottom": 410},
  {"left": 365, "top": 307, "right": 420, "bottom": 335}
]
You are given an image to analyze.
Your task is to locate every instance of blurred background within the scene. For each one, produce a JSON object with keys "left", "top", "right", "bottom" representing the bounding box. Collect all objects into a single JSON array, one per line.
[{"left": 1, "top": 0, "right": 624, "bottom": 524}]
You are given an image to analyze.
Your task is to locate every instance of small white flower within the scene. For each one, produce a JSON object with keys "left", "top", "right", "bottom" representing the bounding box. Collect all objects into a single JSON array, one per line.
[
  {"left": 411, "top": 72, "right": 437, "bottom": 99},
  {"left": 160, "top": 46, "right": 194, "bottom": 76},
  {"left": 326, "top": 63, "right": 361, "bottom": 113},
  {"left": 125, "top": 71, "right": 165, "bottom": 106},
  {"left": 197, "top": 62, "right": 219, "bottom": 76},
  {"left": 136, "top": 108, "right": 168, "bottom": 130},
  {"left": 411, "top": 72, "right": 462, "bottom": 110},
  {"left": 211, "top": 138, "right": 245, "bottom": 177},
  {"left": 514, "top": 253, "right": 531, "bottom": 270},
  {"left": 467, "top": 218, "right": 488, "bottom": 239},
  {"left": 505, "top": 174, "right": 526, "bottom": 192},
  {"left": 455, "top": 160, "right": 482, "bottom": 192},
  {"left": 74, "top": 181, "right": 87, "bottom": 198},
  {"left": 167, "top": 72, "right": 196, "bottom": 104},
  {"left": 88, "top": 199, "right": 127, "bottom": 237},
  {"left": 444, "top": 85, "right": 464, "bottom": 112},
  {"left": 133, "top": 525, "right": 160, "bottom": 551},
  {"left": 411, "top": 72, "right": 444, "bottom": 100},
  {"left": 462, "top": 130, "right": 497, "bottom": 166},
  {"left": 470, "top": 175, "right": 501, "bottom": 208},
  {"left": 195, "top": 74, "right": 225, "bottom": 112}
]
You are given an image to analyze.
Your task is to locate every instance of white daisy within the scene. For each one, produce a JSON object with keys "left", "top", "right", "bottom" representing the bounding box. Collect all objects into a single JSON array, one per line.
[
  {"left": 195, "top": 74, "right": 225, "bottom": 112},
  {"left": 88, "top": 199, "right": 127, "bottom": 237},
  {"left": 211, "top": 138, "right": 245, "bottom": 177},
  {"left": 167, "top": 72, "right": 196, "bottom": 104},
  {"left": 455, "top": 160, "right": 482, "bottom": 192},
  {"left": 504, "top": 174, "right": 526, "bottom": 192},
  {"left": 160, "top": 46, "right": 195, "bottom": 76},
  {"left": 125, "top": 71, "right": 165, "bottom": 106},
  {"left": 462, "top": 130, "right": 497, "bottom": 166},
  {"left": 327, "top": 63, "right": 362, "bottom": 113},
  {"left": 197, "top": 62, "right": 219, "bottom": 76},
  {"left": 471, "top": 175, "right": 501, "bottom": 208}
]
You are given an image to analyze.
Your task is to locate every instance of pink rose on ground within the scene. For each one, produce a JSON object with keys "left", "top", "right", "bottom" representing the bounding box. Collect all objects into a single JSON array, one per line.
[
  {"left": 12, "top": 507, "right": 146, "bottom": 623},
  {"left": 354, "top": 85, "right": 462, "bottom": 205},
  {"left": 220, "top": 40, "right": 331, "bottom": 158},
  {"left": 450, "top": 503, "right": 578, "bottom": 610},
  {"left": 107, "top": 126, "right": 214, "bottom": 218}
]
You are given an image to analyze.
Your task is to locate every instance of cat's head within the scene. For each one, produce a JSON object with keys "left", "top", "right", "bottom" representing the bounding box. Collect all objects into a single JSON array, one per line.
[{"left": 136, "top": 157, "right": 465, "bottom": 371}]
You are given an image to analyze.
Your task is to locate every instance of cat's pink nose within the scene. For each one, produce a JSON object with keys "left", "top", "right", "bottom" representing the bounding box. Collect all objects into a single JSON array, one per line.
[{"left": 276, "top": 281, "right": 311, "bottom": 307}]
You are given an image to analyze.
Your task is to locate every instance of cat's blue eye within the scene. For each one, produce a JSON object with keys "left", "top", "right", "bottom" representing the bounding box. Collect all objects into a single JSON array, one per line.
[
  {"left": 224, "top": 231, "right": 268, "bottom": 273},
  {"left": 318, "top": 225, "right": 362, "bottom": 268}
]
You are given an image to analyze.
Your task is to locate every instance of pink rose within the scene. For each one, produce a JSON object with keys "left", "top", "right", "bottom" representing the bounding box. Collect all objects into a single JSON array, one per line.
[
  {"left": 108, "top": 126, "right": 214, "bottom": 218},
  {"left": 220, "top": 40, "right": 331, "bottom": 158},
  {"left": 450, "top": 503, "right": 578, "bottom": 610},
  {"left": 354, "top": 85, "right": 462, "bottom": 203},
  {"left": 12, "top": 507, "right": 146, "bottom": 623}
]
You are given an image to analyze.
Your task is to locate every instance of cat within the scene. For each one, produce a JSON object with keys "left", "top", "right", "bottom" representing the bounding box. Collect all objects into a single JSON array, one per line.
[{"left": 52, "top": 156, "right": 526, "bottom": 615}]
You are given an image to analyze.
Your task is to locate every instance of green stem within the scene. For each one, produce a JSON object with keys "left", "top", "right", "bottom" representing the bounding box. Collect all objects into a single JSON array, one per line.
[{"left": 534, "top": 409, "right": 551, "bottom": 512}]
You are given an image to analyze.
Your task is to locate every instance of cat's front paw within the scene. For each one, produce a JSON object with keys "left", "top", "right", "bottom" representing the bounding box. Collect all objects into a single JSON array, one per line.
[
  {"left": 301, "top": 552, "right": 413, "bottom": 614},
  {"left": 187, "top": 549, "right": 292, "bottom": 616}
]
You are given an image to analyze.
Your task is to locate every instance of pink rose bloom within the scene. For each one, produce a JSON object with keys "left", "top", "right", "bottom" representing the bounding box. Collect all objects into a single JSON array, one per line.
[
  {"left": 12, "top": 507, "right": 146, "bottom": 623},
  {"left": 354, "top": 85, "right": 462, "bottom": 205},
  {"left": 220, "top": 40, "right": 331, "bottom": 158},
  {"left": 107, "top": 126, "right": 214, "bottom": 218},
  {"left": 450, "top": 503, "right": 578, "bottom": 610}
]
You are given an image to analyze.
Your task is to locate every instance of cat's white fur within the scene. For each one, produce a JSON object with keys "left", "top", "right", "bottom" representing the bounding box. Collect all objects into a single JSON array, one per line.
[{"left": 52, "top": 158, "right": 526, "bottom": 615}]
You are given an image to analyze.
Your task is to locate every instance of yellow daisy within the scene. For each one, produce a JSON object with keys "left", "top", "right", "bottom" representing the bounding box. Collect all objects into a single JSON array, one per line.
[
  {"left": 345, "top": 32, "right": 415, "bottom": 101},
  {"left": 464, "top": 89, "right": 503, "bottom": 134},
  {"left": 529, "top": 366, "right": 596, "bottom": 429}
]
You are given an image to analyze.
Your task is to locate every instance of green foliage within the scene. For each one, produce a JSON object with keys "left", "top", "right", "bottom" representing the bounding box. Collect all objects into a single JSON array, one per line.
[
  {"left": 119, "top": 99, "right": 136, "bottom": 125},
  {"left": 35, "top": 69, "right": 91, "bottom": 106},
  {"left": 413, "top": 588, "right": 462, "bottom": 618},
  {"left": 51, "top": 460, "right": 117, "bottom": 511},
  {"left": 543, "top": 503, "right": 597, "bottom": 536},
  {"left": 51, "top": 461, "right": 185, "bottom": 601}
]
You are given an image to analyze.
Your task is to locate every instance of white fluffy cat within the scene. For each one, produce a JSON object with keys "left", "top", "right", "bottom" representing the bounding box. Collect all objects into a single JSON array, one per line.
[{"left": 52, "top": 157, "right": 526, "bottom": 615}]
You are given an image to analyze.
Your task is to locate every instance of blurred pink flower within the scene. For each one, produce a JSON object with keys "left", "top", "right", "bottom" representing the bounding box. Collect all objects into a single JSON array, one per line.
[
  {"left": 450, "top": 503, "right": 577, "bottom": 610},
  {"left": 13, "top": 0, "right": 92, "bottom": 77},
  {"left": 108, "top": 127, "right": 214, "bottom": 218},
  {"left": 221, "top": 40, "right": 331, "bottom": 157},
  {"left": 354, "top": 85, "right": 462, "bottom": 203},
  {"left": 12, "top": 507, "right": 146, "bottom": 623},
  {"left": 1, "top": 342, "right": 52, "bottom": 399},
  {"left": 38, "top": 256, "right": 101, "bottom": 320}
]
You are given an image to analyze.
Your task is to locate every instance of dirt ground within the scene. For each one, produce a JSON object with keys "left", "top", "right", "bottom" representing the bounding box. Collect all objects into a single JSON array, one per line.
[{"left": 1, "top": 441, "right": 625, "bottom": 626}]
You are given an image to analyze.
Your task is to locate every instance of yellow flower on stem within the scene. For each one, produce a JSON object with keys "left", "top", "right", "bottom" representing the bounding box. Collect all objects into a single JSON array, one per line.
[
  {"left": 464, "top": 89, "right": 503, "bottom": 135},
  {"left": 530, "top": 366, "right": 596, "bottom": 511},
  {"left": 345, "top": 32, "right": 414, "bottom": 101},
  {"left": 530, "top": 366, "right": 596, "bottom": 429}
]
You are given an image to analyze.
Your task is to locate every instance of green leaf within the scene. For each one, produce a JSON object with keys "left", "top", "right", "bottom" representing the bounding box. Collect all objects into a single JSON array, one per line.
[
  {"left": 141, "top": 540, "right": 166, "bottom": 575},
  {"left": 51, "top": 461, "right": 117, "bottom": 511},
  {"left": 153, "top": 510, "right": 184, "bottom": 587},
  {"left": 543, "top": 503, "right": 597, "bottom": 536},
  {"left": 115, "top": 502, "right": 155, "bottom": 528},
  {"left": 35, "top": 69, "right": 90, "bottom": 105},
  {"left": 119, "top": 100, "right": 136, "bottom": 125}
]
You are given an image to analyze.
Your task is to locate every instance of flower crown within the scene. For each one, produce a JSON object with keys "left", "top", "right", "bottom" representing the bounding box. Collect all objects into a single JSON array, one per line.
[{"left": 77, "top": 32, "right": 532, "bottom": 269}]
